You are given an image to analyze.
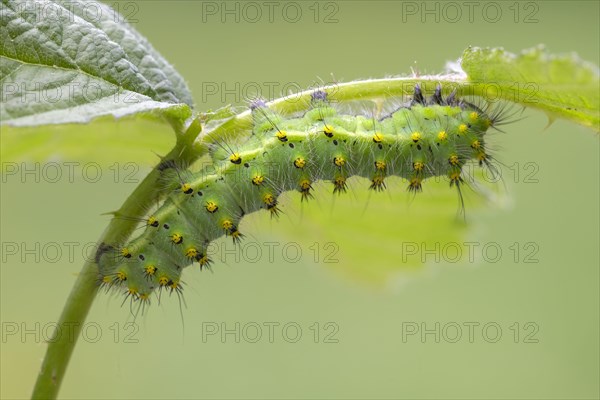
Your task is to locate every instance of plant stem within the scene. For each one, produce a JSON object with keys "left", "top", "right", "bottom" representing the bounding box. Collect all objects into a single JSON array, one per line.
[
  {"left": 202, "top": 76, "right": 469, "bottom": 142},
  {"left": 31, "top": 118, "right": 203, "bottom": 400},
  {"left": 30, "top": 258, "right": 98, "bottom": 400}
]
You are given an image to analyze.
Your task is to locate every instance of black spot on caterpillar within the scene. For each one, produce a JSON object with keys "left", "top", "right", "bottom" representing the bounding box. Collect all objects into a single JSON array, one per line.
[{"left": 97, "top": 85, "right": 505, "bottom": 305}]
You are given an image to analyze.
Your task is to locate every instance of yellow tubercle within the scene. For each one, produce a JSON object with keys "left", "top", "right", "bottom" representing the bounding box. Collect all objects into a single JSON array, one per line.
[
  {"left": 333, "top": 156, "right": 345, "bottom": 167},
  {"left": 294, "top": 157, "right": 306, "bottom": 169},
  {"left": 252, "top": 175, "right": 264, "bottom": 186},
  {"left": 222, "top": 219, "right": 234, "bottom": 230},
  {"left": 449, "top": 171, "right": 461, "bottom": 182},
  {"left": 205, "top": 201, "right": 218, "bottom": 213},
  {"left": 158, "top": 276, "right": 169, "bottom": 286},
  {"left": 181, "top": 183, "right": 193, "bottom": 194},
  {"left": 185, "top": 248, "right": 198, "bottom": 259},
  {"left": 144, "top": 265, "right": 157, "bottom": 276},
  {"left": 171, "top": 233, "right": 183, "bottom": 244},
  {"left": 275, "top": 130, "right": 288, "bottom": 142},
  {"left": 299, "top": 179, "right": 312, "bottom": 190},
  {"left": 120, "top": 247, "right": 131, "bottom": 258},
  {"left": 229, "top": 153, "right": 242, "bottom": 164},
  {"left": 263, "top": 193, "right": 276, "bottom": 206}
]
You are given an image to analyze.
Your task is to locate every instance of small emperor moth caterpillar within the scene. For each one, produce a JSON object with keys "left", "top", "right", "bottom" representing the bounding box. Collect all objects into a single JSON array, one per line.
[{"left": 96, "top": 84, "right": 502, "bottom": 305}]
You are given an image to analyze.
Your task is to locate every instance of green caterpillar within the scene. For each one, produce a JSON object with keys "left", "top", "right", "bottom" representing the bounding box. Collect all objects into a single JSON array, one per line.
[{"left": 96, "top": 85, "right": 499, "bottom": 303}]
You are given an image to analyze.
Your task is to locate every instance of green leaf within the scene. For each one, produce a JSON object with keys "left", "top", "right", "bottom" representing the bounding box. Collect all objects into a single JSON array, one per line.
[
  {"left": 461, "top": 45, "right": 600, "bottom": 131},
  {"left": 0, "top": 0, "right": 193, "bottom": 127},
  {"left": 1, "top": 114, "right": 177, "bottom": 165},
  {"left": 274, "top": 180, "right": 480, "bottom": 287}
]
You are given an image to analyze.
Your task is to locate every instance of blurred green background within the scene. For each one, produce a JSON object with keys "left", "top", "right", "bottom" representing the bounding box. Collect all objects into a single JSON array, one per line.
[{"left": 1, "top": 1, "right": 599, "bottom": 399}]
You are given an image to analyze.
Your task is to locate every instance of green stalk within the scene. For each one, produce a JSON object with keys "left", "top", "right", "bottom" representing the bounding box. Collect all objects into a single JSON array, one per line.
[{"left": 202, "top": 76, "right": 485, "bottom": 142}]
